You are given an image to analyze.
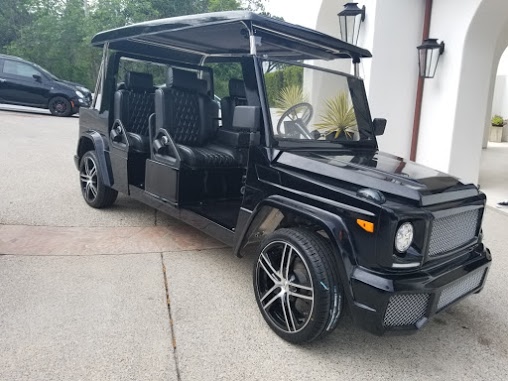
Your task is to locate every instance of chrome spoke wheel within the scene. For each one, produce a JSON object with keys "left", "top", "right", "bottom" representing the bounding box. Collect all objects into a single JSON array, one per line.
[
  {"left": 78, "top": 151, "right": 117, "bottom": 209},
  {"left": 80, "top": 156, "right": 98, "bottom": 203},
  {"left": 255, "top": 240, "right": 315, "bottom": 333}
]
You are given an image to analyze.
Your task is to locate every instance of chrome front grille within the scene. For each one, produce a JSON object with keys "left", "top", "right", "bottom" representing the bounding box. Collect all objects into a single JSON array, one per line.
[
  {"left": 437, "top": 270, "right": 486, "bottom": 310},
  {"left": 383, "top": 293, "right": 430, "bottom": 327},
  {"left": 428, "top": 209, "right": 480, "bottom": 257}
]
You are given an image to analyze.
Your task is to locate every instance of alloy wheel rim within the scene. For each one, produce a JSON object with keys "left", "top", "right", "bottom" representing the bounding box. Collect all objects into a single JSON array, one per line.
[
  {"left": 53, "top": 100, "right": 67, "bottom": 115},
  {"left": 256, "top": 240, "right": 315, "bottom": 334},
  {"left": 80, "top": 157, "right": 98, "bottom": 202}
]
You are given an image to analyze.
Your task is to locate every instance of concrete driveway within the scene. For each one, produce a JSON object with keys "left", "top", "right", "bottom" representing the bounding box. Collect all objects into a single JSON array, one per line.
[{"left": 1, "top": 107, "right": 507, "bottom": 381}]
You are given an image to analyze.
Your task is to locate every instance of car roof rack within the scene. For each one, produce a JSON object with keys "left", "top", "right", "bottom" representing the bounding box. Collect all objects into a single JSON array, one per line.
[{"left": 91, "top": 11, "right": 372, "bottom": 64}]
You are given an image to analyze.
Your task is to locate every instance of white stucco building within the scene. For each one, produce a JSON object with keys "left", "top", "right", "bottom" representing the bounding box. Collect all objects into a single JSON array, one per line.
[{"left": 268, "top": 0, "right": 508, "bottom": 185}]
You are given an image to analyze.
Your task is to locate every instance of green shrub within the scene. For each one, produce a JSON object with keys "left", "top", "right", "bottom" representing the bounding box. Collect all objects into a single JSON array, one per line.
[
  {"left": 315, "top": 92, "right": 357, "bottom": 139},
  {"left": 265, "top": 65, "right": 304, "bottom": 105},
  {"left": 274, "top": 85, "right": 307, "bottom": 114}
]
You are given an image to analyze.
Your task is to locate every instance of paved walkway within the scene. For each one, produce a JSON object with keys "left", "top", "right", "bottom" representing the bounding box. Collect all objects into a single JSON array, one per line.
[{"left": 1, "top": 107, "right": 508, "bottom": 380}]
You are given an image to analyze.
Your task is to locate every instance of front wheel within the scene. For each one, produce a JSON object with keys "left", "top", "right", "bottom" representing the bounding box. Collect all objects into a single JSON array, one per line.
[
  {"left": 79, "top": 150, "right": 118, "bottom": 208},
  {"left": 253, "top": 228, "right": 343, "bottom": 344},
  {"left": 48, "top": 96, "right": 72, "bottom": 117}
]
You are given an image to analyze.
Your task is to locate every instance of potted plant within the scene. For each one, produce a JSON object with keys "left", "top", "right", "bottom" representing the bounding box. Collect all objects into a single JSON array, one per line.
[
  {"left": 489, "top": 114, "right": 506, "bottom": 143},
  {"left": 274, "top": 84, "right": 308, "bottom": 114},
  {"left": 315, "top": 92, "right": 358, "bottom": 140}
]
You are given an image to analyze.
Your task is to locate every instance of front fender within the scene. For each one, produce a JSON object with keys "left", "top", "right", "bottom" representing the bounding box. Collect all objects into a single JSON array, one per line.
[
  {"left": 235, "top": 195, "right": 362, "bottom": 311},
  {"left": 76, "top": 131, "right": 113, "bottom": 187},
  {"left": 235, "top": 195, "right": 356, "bottom": 265}
]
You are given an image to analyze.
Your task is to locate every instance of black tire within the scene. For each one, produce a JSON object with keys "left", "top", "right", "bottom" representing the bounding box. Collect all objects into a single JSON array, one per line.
[
  {"left": 48, "top": 96, "right": 72, "bottom": 117},
  {"left": 79, "top": 150, "right": 118, "bottom": 208},
  {"left": 253, "top": 228, "right": 343, "bottom": 344}
]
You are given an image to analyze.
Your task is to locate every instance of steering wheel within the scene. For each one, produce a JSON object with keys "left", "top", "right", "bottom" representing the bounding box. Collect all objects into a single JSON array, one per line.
[{"left": 276, "top": 102, "right": 314, "bottom": 138}]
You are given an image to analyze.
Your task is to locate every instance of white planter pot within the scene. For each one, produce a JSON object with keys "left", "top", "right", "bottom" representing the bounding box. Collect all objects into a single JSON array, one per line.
[
  {"left": 489, "top": 125, "right": 504, "bottom": 142},
  {"left": 502, "top": 124, "right": 508, "bottom": 142}
]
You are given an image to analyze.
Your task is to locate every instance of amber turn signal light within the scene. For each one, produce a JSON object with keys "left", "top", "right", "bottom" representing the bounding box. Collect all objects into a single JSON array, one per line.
[{"left": 357, "top": 219, "right": 374, "bottom": 233}]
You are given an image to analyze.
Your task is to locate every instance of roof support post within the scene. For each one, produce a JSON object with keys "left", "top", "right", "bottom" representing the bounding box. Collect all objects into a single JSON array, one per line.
[
  {"left": 93, "top": 42, "right": 109, "bottom": 110},
  {"left": 243, "top": 22, "right": 261, "bottom": 55},
  {"left": 353, "top": 56, "right": 361, "bottom": 78},
  {"left": 250, "top": 35, "right": 258, "bottom": 55}
]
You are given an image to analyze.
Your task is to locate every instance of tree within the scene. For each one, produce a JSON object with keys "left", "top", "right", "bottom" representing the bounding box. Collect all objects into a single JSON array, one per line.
[
  {"left": 242, "top": 0, "right": 266, "bottom": 12},
  {"left": 0, "top": 0, "right": 33, "bottom": 52},
  {"left": 0, "top": 0, "right": 272, "bottom": 89}
]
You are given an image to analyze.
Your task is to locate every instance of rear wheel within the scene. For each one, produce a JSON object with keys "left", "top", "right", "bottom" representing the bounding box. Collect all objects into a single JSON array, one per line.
[
  {"left": 48, "top": 96, "right": 72, "bottom": 117},
  {"left": 253, "top": 228, "right": 343, "bottom": 344},
  {"left": 79, "top": 151, "right": 117, "bottom": 208}
]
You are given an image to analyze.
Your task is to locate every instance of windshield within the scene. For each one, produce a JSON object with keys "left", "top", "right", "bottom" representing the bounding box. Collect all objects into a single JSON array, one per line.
[{"left": 262, "top": 59, "right": 375, "bottom": 145}]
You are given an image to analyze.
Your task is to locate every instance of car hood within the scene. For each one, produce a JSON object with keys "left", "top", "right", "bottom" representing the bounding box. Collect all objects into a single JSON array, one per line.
[{"left": 273, "top": 150, "right": 479, "bottom": 206}]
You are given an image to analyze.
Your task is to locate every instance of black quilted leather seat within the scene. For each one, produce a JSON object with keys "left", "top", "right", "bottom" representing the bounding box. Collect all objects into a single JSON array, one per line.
[
  {"left": 220, "top": 79, "right": 247, "bottom": 130},
  {"left": 114, "top": 72, "right": 155, "bottom": 153},
  {"left": 155, "top": 68, "right": 238, "bottom": 168}
]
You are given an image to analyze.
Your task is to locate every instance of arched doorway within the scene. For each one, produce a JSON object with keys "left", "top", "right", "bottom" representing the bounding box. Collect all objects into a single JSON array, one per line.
[
  {"left": 479, "top": 43, "right": 508, "bottom": 207},
  {"left": 444, "top": 1, "right": 508, "bottom": 184}
]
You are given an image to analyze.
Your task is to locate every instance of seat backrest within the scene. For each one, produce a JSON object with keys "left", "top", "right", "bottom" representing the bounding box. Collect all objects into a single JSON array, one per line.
[
  {"left": 220, "top": 79, "right": 247, "bottom": 130},
  {"left": 155, "top": 68, "right": 212, "bottom": 147},
  {"left": 114, "top": 71, "right": 154, "bottom": 136}
]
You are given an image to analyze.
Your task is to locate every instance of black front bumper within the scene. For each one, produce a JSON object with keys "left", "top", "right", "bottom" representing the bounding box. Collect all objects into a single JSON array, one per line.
[
  {"left": 70, "top": 95, "right": 92, "bottom": 112},
  {"left": 348, "top": 244, "right": 491, "bottom": 335}
]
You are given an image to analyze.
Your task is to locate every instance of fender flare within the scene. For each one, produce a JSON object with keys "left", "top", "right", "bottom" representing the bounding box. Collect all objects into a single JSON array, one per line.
[
  {"left": 77, "top": 131, "right": 113, "bottom": 187},
  {"left": 234, "top": 195, "right": 356, "bottom": 267}
]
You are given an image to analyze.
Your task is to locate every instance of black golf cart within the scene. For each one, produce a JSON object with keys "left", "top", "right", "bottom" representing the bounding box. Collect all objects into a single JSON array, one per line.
[{"left": 75, "top": 11, "right": 491, "bottom": 343}]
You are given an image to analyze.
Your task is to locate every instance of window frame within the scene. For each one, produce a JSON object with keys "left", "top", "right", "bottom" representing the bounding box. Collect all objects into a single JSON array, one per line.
[
  {"left": 3, "top": 59, "right": 43, "bottom": 80},
  {"left": 256, "top": 57, "right": 377, "bottom": 150}
]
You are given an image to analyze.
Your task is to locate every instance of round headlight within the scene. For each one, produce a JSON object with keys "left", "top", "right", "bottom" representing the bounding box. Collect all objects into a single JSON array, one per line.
[
  {"left": 395, "top": 222, "right": 414, "bottom": 253},
  {"left": 75, "top": 90, "right": 85, "bottom": 98}
]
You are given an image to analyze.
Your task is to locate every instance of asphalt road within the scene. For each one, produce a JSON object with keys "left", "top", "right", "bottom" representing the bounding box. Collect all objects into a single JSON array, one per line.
[{"left": 1, "top": 107, "right": 507, "bottom": 381}]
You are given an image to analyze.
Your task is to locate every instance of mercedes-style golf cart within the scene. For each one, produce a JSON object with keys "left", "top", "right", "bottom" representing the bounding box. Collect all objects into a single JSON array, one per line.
[{"left": 75, "top": 11, "right": 491, "bottom": 343}]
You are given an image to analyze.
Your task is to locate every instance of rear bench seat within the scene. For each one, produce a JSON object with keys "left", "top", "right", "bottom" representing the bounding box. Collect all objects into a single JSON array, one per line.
[{"left": 154, "top": 68, "right": 239, "bottom": 168}]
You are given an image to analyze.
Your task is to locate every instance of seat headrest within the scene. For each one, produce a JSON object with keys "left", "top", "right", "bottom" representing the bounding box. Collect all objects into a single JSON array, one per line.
[
  {"left": 125, "top": 72, "right": 153, "bottom": 91},
  {"left": 229, "top": 79, "right": 246, "bottom": 98},
  {"left": 167, "top": 67, "right": 207, "bottom": 94}
]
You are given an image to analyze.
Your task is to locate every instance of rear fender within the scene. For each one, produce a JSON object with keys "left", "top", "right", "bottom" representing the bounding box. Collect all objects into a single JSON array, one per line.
[{"left": 76, "top": 131, "right": 113, "bottom": 187}]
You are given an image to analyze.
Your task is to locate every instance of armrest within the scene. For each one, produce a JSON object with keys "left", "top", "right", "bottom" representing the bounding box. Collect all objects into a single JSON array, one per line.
[
  {"left": 110, "top": 119, "right": 130, "bottom": 147},
  {"left": 153, "top": 128, "right": 181, "bottom": 167},
  {"left": 215, "top": 129, "right": 251, "bottom": 148}
]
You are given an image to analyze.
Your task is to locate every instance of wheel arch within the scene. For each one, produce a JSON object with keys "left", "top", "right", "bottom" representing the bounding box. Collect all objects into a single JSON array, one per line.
[
  {"left": 77, "top": 131, "right": 113, "bottom": 187},
  {"left": 235, "top": 196, "right": 356, "bottom": 267}
]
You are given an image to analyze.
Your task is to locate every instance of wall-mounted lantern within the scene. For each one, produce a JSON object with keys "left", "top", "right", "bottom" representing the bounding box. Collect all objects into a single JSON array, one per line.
[
  {"left": 338, "top": 2, "right": 366, "bottom": 46},
  {"left": 417, "top": 38, "right": 445, "bottom": 79}
]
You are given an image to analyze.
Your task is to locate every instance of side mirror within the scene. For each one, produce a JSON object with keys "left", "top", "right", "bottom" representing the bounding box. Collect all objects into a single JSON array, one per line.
[
  {"left": 373, "top": 118, "right": 387, "bottom": 136},
  {"left": 232, "top": 106, "right": 260, "bottom": 132},
  {"left": 33, "top": 74, "right": 42, "bottom": 83}
]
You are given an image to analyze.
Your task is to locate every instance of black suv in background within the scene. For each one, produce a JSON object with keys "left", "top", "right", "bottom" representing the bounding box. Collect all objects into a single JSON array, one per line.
[{"left": 0, "top": 54, "right": 92, "bottom": 116}]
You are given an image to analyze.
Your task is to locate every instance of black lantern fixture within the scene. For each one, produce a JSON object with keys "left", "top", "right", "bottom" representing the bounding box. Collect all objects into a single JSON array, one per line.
[
  {"left": 338, "top": 2, "right": 366, "bottom": 46},
  {"left": 417, "top": 38, "right": 445, "bottom": 79}
]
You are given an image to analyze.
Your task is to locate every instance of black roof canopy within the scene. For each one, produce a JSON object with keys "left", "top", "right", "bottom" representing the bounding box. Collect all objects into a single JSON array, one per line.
[{"left": 91, "top": 11, "right": 372, "bottom": 63}]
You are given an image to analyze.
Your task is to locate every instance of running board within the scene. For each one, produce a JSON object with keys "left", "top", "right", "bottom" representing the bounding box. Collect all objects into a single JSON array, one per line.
[{"left": 129, "top": 186, "right": 236, "bottom": 247}]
